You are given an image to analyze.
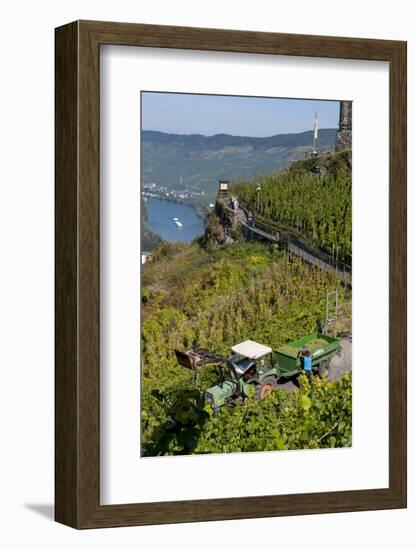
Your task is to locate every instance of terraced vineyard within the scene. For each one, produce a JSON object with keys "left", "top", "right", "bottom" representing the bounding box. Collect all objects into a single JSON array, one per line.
[
  {"left": 233, "top": 150, "right": 352, "bottom": 264},
  {"left": 141, "top": 241, "right": 352, "bottom": 456},
  {"left": 141, "top": 149, "right": 352, "bottom": 456}
]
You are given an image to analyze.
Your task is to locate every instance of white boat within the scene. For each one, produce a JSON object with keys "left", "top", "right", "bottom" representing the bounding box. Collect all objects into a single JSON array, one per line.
[{"left": 172, "top": 217, "right": 183, "bottom": 228}]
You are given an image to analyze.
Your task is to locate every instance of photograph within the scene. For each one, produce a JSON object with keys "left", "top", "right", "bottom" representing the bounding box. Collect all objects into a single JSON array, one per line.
[
  {"left": 0, "top": 0, "right": 409, "bottom": 540},
  {"left": 140, "top": 92, "right": 353, "bottom": 457}
]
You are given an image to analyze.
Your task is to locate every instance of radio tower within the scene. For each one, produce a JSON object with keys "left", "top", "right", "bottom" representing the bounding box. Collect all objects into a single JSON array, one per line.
[
  {"left": 313, "top": 111, "right": 318, "bottom": 151},
  {"left": 311, "top": 112, "right": 319, "bottom": 157}
]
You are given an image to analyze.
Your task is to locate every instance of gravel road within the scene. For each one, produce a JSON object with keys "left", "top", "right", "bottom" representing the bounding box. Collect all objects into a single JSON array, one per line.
[{"left": 328, "top": 336, "right": 352, "bottom": 382}]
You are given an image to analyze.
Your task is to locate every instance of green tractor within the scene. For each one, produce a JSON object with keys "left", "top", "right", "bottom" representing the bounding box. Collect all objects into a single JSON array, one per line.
[
  {"left": 175, "top": 340, "right": 277, "bottom": 413},
  {"left": 175, "top": 333, "right": 341, "bottom": 412}
]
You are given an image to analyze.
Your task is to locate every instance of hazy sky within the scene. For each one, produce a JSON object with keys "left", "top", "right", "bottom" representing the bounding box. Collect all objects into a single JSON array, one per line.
[{"left": 141, "top": 92, "right": 340, "bottom": 137}]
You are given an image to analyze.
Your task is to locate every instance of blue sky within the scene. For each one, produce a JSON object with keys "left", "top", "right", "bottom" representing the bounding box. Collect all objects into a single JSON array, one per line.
[{"left": 141, "top": 92, "right": 340, "bottom": 137}]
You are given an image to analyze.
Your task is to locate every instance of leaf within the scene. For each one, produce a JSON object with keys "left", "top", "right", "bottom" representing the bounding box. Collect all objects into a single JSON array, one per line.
[{"left": 300, "top": 395, "right": 312, "bottom": 411}]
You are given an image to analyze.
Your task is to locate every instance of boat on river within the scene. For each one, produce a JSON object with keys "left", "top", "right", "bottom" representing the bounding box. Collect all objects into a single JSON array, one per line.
[{"left": 172, "top": 217, "right": 183, "bottom": 228}]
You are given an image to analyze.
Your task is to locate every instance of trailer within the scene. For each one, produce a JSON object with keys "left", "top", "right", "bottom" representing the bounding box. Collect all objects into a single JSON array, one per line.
[{"left": 275, "top": 332, "right": 342, "bottom": 379}]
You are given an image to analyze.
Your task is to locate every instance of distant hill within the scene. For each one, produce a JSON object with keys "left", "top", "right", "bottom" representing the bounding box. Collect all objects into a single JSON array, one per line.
[{"left": 141, "top": 129, "right": 337, "bottom": 204}]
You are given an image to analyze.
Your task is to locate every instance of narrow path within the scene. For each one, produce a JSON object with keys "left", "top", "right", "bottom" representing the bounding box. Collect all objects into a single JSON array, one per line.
[
  {"left": 241, "top": 220, "right": 280, "bottom": 241},
  {"left": 287, "top": 241, "right": 351, "bottom": 285},
  {"left": 223, "top": 199, "right": 351, "bottom": 285}
]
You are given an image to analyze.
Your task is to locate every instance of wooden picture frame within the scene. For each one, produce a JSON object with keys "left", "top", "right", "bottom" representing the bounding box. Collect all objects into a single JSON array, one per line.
[{"left": 55, "top": 20, "right": 407, "bottom": 529}]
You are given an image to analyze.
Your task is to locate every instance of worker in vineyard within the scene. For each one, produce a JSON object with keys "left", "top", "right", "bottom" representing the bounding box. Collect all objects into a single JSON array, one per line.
[{"left": 298, "top": 347, "right": 313, "bottom": 385}]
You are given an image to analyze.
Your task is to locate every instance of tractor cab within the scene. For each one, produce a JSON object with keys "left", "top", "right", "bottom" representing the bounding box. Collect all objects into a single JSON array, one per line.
[
  {"left": 229, "top": 356, "right": 257, "bottom": 381},
  {"left": 227, "top": 340, "right": 274, "bottom": 381}
]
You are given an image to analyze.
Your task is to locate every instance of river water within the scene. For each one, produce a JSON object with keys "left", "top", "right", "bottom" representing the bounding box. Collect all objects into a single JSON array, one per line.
[{"left": 146, "top": 197, "right": 205, "bottom": 243}]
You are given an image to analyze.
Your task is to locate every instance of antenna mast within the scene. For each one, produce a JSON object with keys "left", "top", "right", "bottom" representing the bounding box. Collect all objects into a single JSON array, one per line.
[{"left": 313, "top": 111, "right": 318, "bottom": 152}]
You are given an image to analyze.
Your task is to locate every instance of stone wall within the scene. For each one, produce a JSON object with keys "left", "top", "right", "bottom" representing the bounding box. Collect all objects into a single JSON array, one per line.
[{"left": 335, "top": 101, "right": 352, "bottom": 152}]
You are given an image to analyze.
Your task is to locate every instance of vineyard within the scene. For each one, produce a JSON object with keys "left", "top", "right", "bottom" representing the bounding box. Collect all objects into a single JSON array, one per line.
[
  {"left": 232, "top": 150, "right": 352, "bottom": 264},
  {"left": 143, "top": 373, "right": 352, "bottom": 456},
  {"left": 141, "top": 241, "right": 352, "bottom": 456}
]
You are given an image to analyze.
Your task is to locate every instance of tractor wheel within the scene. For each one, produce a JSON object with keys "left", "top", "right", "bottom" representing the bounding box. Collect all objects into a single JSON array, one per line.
[
  {"left": 318, "top": 360, "right": 331, "bottom": 379},
  {"left": 256, "top": 377, "right": 277, "bottom": 400}
]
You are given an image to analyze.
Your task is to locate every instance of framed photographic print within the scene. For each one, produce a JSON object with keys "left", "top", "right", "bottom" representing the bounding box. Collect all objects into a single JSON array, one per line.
[{"left": 55, "top": 20, "right": 406, "bottom": 528}]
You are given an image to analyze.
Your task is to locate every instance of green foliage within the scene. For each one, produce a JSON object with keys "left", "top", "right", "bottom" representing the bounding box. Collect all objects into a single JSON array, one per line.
[
  {"left": 279, "top": 338, "right": 329, "bottom": 357},
  {"left": 141, "top": 129, "right": 338, "bottom": 205},
  {"left": 142, "top": 388, "right": 210, "bottom": 456},
  {"left": 196, "top": 373, "right": 352, "bottom": 453},
  {"left": 142, "top": 373, "right": 352, "bottom": 455},
  {"left": 290, "top": 149, "right": 352, "bottom": 179},
  {"left": 141, "top": 240, "right": 351, "bottom": 456},
  {"left": 150, "top": 241, "right": 187, "bottom": 263},
  {"left": 233, "top": 151, "right": 352, "bottom": 264}
]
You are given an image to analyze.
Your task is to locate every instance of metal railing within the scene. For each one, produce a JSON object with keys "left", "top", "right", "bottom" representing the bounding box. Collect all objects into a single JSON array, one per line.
[{"left": 220, "top": 196, "right": 351, "bottom": 285}]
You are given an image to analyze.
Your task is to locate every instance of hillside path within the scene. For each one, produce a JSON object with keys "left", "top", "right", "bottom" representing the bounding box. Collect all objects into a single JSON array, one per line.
[{"left": 223, "top": 198, "right": 351, "bottom": 285}]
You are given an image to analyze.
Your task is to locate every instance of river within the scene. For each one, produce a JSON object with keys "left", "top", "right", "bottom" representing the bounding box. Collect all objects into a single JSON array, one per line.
[{"left": 146, "top": 197, "right": 205, "bottom": 243}]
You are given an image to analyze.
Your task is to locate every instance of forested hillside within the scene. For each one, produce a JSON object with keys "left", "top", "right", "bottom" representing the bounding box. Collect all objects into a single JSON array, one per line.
[
  {"left": 141, "top": 241, "right": 352, "bottom": 455},
  {"left": 141, "top": 128, "right": 337, "bottom": 202}
]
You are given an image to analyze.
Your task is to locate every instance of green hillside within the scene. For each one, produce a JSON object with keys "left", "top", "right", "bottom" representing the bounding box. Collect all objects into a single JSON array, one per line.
[
  {"left": 141, "top": 128, "right": 338, "bottom": 205},
  {"left": 233, "top": 150, "right": 352, "bottom": 264},
  {"left": 141, "top": 148, "right": 352, "bottom": 456},
  {"left": 141, "top": 241, "right": 352, "bottom": 456}
]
